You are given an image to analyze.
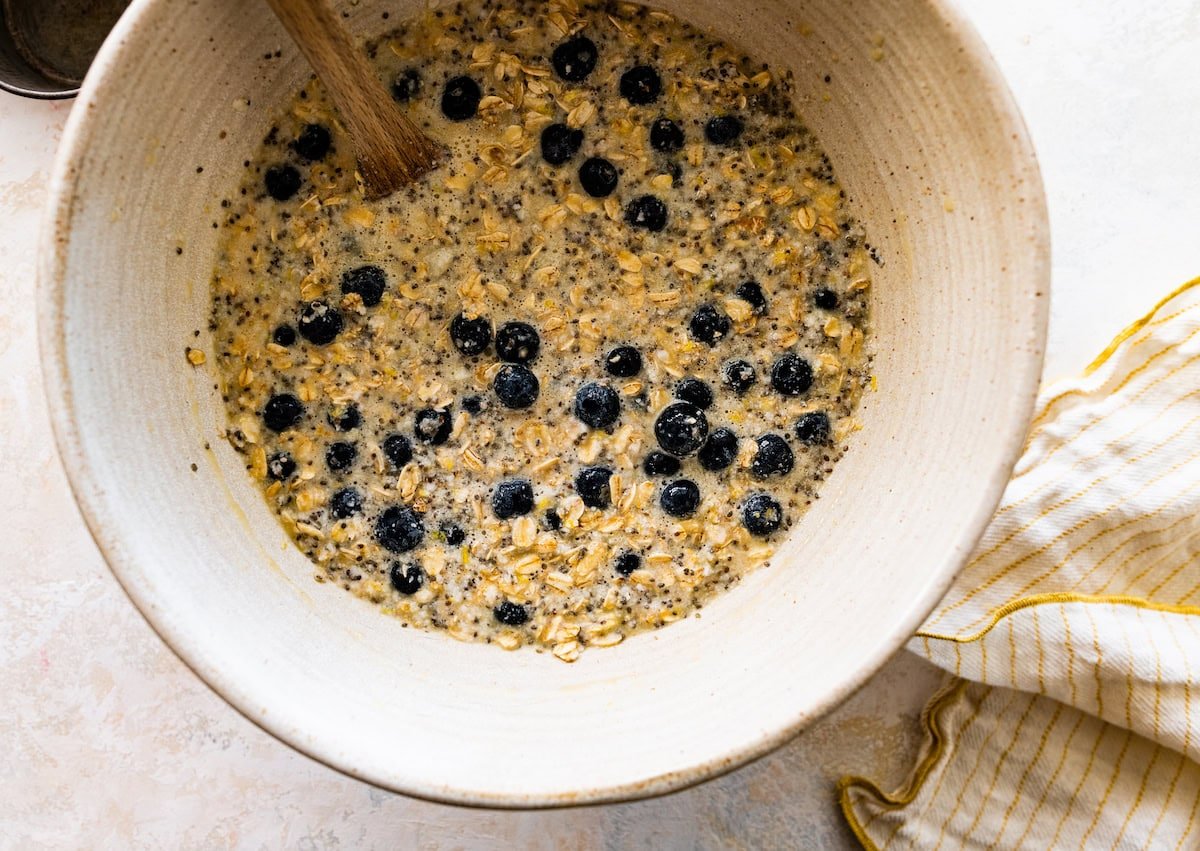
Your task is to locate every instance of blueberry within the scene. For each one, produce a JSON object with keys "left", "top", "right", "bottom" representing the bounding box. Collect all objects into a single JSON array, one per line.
[
  {"left": 575, "top": 466, "right": 613, "bottom": 509},
  {"left": 614, "top": 552, "right": 642, "bottom": 576},
  {"left": 263, "top": 393, "right": 304, "bottom": 432},
  {"left": 462, "top": 395, "right": 485, "bottom": 415},
  {"left": 389, "top": 562, "right": 425, "bottom": 595},
  {"left": 735, "top": 280, "right": 768, "bottom": 314},
  {"left": 625, "top": 195, "right": 668, "bottom": 231},
  {"left": 660, "top": 479, "right": 701, "bottom": 517},
  {"left": 771, "top": 353, "right": 814, "bottom": 396},
  {"left": 325, "top": 441, "right": 357, "bottom": 472},
  {"left": 752, "top": 434, "right": 794, "bottom": 478},
  {"left": 698, "top": 427, "right": 739, "bottom": 471},
  {"left": 704, "top": 115, "right": 744, "bottom": 146},
  {"left": 264, "top": 164, "right": 301, "bottom": 200},
  {"left": 574, "top": 382, "right": 621, "bottom": 430},
  {"left": 326, "top": 404, "right": 360, "bottom": 432},
  {"left": 379, "top": 504, "right": 432, "bottom": 552},
  {"left": 543, "top": 509, "right": 562, "bottom": 531},
  {"left": 688, "top": 303, "right": 732, "bottom": 346},
  {"left": 579, "top": 157, "right": 618, "bottom": 197},
  {"left": 441, "top": 75, "right": 482, "bottom": 121},
  {"left": 675, "top": 377, "right": 713, "bottom": 409},
  {"left": 267, "top": 451, "right": 296, "bottom": 480},
  {"left": 297, "top": 300, "right": 344, "bottom": 345},
  {"left": 492, "top": 479, "right": 534, "bottom": 519},
  {"left": 654, "top": 402, "right": 709, "bottom": 456},
  {"left": 493, "top": 364, "right": 540, "bottom": 409},
  {"left": 383, "top": 433, "right": 413, "bottom": 467},
  {"left": 649, "top": 117, "right": 684, "bottom": 152},
  {"left": 642, "top": 450, "right": 681, "bottom": 477},
  {"left": 341, "top": 264, "right": 387, "bottom": 307},
  {"left": 742, "top": 493, "right": 783, "bottom": 537},
  {"left": 329, "top": 487, "right": 363, "bottom": 519},
  {"left": 540, "top": 123, "right": 584, "bottom": 165},
  {"left": 441, "top": 523, "right": 465, "bottom": 545},
  {"left": 391, "top": 68, "right": 422, "bottom": 102},
  {"left": 604, "top": 345, "right": 642, "bottom": 377},
  {"left": 375, "top": 506, "right": 425, "bottom": 553},
  {"left": 450, "top": 312, "right": 492, "bottom": 356},
  {"left": 814, "top": 288, "right": 839, "bottom": 310},
  {"left": 272, "top": 324, "right": 296, "bottom": 346},
  {"left": 795, "top": 411, "right": 833, "bottom": 446},
  {"left": 723, "top": 359, "right": 757, "bottom": 395},
  {"left": 552, "top": 35, "right": 598, "bottom": 81},
  {"left": 494, "top": 601, "right": 530, "bottom": 626},
  {"left": 414, "top": 407, "right": 452, "bottom": 445},
  {"left": 292, "top": 123, "right": 331, "bottom": 161},
  {"left": 495, "top": 321, "right": 540, "bottom": 363},
  {"left": 620, "top": 65, "right": 662, "bottom": 104}
]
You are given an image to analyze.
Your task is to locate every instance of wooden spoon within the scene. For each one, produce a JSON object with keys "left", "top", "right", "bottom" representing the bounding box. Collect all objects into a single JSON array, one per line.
[{"left": 264, "top": 0, "right": 442, "bottom": 198}]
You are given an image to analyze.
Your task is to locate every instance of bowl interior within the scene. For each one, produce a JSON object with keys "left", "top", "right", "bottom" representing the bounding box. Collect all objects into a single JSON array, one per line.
[{"left": 41, "top": 0, "right": 1047, "bottom": 805}]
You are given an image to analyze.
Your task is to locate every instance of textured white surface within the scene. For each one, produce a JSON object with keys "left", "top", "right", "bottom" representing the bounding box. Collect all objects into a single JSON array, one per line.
[{"left": 2, "top": 0, "right": 1198, "bottom": 846}]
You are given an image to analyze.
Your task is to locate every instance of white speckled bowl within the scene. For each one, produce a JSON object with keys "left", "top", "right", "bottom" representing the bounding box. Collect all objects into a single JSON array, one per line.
[{"left": 40, "top": 0, "right": 1047, "bottom": 806}]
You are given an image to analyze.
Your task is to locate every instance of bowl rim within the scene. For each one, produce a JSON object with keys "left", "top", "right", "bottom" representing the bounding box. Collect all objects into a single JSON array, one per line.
[{"left": 38, "top": 0, "right": 1050, "bottom": 808}]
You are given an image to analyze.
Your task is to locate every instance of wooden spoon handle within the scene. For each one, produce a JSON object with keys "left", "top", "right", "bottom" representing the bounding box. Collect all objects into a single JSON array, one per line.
[{"left": 264, "top": 0, "right": 441, "bottom": 197}]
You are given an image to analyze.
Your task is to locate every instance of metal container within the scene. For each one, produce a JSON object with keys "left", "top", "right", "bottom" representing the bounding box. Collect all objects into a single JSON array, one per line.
[{"left": 0, "top": 0, "right": 129, "bottom": 98}]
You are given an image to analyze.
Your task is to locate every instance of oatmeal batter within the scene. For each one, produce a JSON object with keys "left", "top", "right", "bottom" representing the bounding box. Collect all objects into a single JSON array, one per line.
[{"left": 209, "top": 0, "right": 874, "bottom": 661}]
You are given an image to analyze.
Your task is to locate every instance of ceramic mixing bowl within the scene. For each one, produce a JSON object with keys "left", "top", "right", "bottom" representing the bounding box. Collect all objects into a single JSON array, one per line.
[{"left": 40, "top": 0, "right": 1048, "bottom": 806}]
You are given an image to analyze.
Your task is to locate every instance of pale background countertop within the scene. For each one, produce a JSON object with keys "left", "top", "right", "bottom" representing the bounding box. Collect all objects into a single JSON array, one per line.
[{"left": 3, "top": 0, "right": 1198, "bottom": 847}]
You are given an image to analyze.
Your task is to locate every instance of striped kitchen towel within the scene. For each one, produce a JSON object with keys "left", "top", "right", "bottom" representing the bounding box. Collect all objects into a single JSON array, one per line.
[{"left": 840, "top": 279, "right": 1200, "bottom": 849}]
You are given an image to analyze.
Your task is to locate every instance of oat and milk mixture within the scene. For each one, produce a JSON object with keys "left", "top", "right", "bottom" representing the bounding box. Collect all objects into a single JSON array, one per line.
[{"left": 207, "top": 0, "right": 874, "bottom": 661}]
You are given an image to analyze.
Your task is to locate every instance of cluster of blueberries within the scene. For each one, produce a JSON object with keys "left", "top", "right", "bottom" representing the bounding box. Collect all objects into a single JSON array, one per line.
[
  {"left": 262, "top": 122, "right": 334, "bottom": 202},
  {"left": 258, "top": 250, "right": 836, "bottom": 623},
  {"left": 536, "top": 35, "right": 747, "bottom": 232},
  {"left": 440, "top": 280, "right": 833, "bottom": 528},
  {"left": 250, "top": 34, "right": 841, "bottom": 626},
  {"left": 263, "top": 34, "right": 751, "bottom": 233},
  {"left": 426, "top": 34, "right": 749, "bottom": 233}
]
